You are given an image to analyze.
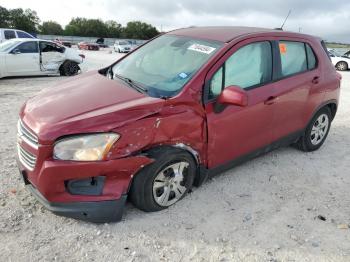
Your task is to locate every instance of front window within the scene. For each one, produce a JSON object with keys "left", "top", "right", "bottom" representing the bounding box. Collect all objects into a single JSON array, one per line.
[
  {"left": 112, "top": 35, "right": 223, "bottom": 98},
  {"left": 209, "top": 41, "right": 272, "bottom": 99}
]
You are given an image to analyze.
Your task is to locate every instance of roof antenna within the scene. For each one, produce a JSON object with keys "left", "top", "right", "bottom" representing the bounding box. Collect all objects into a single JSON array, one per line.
[{"left": 275, "top": 10, "right": 292, "bottom": 30}]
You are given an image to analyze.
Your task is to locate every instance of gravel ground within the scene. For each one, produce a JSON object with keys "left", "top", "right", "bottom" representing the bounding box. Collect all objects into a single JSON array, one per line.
[{"left": 0, "top": 50, "right": 350, "bottom": 262}]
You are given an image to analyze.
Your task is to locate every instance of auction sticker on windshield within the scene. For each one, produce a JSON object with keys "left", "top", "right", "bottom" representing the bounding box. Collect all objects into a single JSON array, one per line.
[{"left": 188, "top": 44, "right": 216, "bottom": 54}]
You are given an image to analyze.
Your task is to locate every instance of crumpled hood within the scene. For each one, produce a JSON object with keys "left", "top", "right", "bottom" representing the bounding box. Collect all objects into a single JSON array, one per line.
[{"left": 21, "top": 71, "right": 164, "bottom": 144}]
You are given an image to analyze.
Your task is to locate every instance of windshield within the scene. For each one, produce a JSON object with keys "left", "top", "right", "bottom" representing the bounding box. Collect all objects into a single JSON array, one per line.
[
  {"left": 329, "top": 49, "right": 342, "bottom": 57},
  {"left": 0, "top": 40, "right": 18, "bottom": 52},
  {"left": 112, "top": 35, "right": 223, "bottom": 98},
  {"left": 118, "top": 41, "right": 128, "bottom": 45}
]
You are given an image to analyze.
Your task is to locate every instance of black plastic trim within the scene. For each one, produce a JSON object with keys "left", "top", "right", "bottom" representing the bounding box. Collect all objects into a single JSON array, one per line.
[
  {"left": 66, "top": 176, "right": 105, "bottom": 196},
  {"left": 26, "top": 184, "right": 127, "bottom": 223}
]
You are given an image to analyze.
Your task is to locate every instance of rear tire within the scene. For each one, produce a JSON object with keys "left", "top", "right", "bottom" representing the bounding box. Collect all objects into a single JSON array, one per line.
[
  {"left": 60, "top": 61, "right": 80, "bottom": 76},
  {"left": 129, "top": 147, "right": 196, "bottom": 212},
  {"left": 296, "top": 107, "right": 331, "bottom": 152},
  {"left": 336, "top": 61, "right": 348, "bottom": 71}
]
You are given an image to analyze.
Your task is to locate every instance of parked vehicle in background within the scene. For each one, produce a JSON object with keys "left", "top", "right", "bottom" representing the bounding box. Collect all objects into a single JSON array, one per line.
[
  {"left": 78, "top": 42, "right": 100, "bottom": 50},
  {"left": 114, "top": 40, "right": 132, "bottom": 53},
  {"left": 17, "top": 27, "right": 340, "bottom": 223},
  {"left": 54, "top": 39, "right": 73, "bottom": 48},
  {"left": 0, "top": 28, "right": 35, "bottom": 43},
  {"left": 328, "top": 48, "right": 350, "bottom": 71},
  {"left": 0, "top": 38, "right": 84, "bottom": 78},
  {"left": 96, "top": 38, "right": 109, "bottom": 48},
  {"left": 343, "top": 50, "right": 350, "bottom": 58}
]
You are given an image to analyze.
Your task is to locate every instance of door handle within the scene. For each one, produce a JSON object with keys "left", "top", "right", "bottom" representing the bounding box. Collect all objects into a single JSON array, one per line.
[
  {"left": 312, "top": 76, "right": 320, "bottom": 84},
  {"left": 264, "top": 96, "right": 278, "bottom": 105}
]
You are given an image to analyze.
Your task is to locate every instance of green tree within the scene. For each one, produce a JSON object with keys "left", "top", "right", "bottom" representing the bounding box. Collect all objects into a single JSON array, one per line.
[
  {"left": 122, "top": 21, "right": 159, "bottom": 40},
  {"left": 0, "top": 6, "right": 10, "bottom": 27},
  {"left": 39, "top": 21, "right": 63, "bottom": 35},
  {"left": 64, "top": 18, "right": 108, "bottom": 37},
  {"left": 8, "top": 8, "right": 40, "bottom": 33},
  {"left": 105, "top": 20, "right": 122, "bottom": 38}
]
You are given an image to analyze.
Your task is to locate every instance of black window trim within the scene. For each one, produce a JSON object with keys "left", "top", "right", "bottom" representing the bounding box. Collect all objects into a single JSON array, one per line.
[{"left": 204, "top": 40, "right": 275, "bottom": 103}]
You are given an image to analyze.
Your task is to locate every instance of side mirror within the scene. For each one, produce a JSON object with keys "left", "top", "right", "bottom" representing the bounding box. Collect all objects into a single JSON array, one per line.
[
  {"left": 217, "top": 85, "right": 248, "bottom": 107},
  {"left": 11, "top": 49, "right": 21, "bottom": 55}
]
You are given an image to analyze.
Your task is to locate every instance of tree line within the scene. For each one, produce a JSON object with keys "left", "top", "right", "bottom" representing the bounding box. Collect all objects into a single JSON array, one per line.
[{"left": 0, "top": 6, "right": 159, "bottom": 39}]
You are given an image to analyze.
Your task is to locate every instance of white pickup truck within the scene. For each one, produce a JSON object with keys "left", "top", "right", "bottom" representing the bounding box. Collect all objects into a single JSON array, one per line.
[{"left": 0, "top": 28, "right": 35, "bottom": 43}]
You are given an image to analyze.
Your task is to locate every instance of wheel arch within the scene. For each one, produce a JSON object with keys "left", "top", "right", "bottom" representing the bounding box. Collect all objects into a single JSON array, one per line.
[
  {"left": 127, "top": 144, "right": 203, "bottom": 194},
  {"left": 308, "top": 100, "right": 338, "bottom": 125}
]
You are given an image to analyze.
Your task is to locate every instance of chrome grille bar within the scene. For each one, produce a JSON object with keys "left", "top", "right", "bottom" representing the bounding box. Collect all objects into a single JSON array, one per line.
[
  {"left": 18, "top": 120, "right": 39, "bottom": 149},
  {"left": 18, "top": 145, "right": 37, "bottom": 171}
]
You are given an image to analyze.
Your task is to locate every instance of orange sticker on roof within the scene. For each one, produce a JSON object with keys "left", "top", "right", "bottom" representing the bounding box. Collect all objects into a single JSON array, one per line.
[{"left": 279, "top": 43, "right": 287, "bottom": 54}]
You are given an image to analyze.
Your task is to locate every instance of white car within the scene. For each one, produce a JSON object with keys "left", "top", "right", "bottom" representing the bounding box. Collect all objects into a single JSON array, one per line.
[
  {"left": 113, "top": 40, "right": 132, "bottom": 53},
  {"left": 328, "top": 48, "right": 350, "bottom": 71},
  {"left": 0, "top": 28, "right": 35, "bottom": 43},
  {"left": 0, "top": 38, "right": 85, "bottom": 78}
]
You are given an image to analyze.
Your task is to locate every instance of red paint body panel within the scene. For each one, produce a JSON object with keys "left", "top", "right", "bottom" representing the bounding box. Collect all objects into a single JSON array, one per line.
[{"left": 17, "top": 27, "right": 340, "bottom": 217}]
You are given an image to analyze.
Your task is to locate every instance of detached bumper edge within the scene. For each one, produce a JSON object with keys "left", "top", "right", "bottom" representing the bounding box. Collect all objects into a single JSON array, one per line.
[{"left": 26, "top": 184, "right": 127, "bottom": 223}]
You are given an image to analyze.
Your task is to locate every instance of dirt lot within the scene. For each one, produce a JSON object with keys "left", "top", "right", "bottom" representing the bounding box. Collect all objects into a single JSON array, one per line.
[{"left": 1, "top": 50, "right": 350, "bottom": 262}]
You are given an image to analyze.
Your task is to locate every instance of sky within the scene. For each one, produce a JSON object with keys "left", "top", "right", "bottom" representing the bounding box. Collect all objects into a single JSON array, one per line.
[{"left": 1, "top": 0, "right": 350, "bottom": 42}]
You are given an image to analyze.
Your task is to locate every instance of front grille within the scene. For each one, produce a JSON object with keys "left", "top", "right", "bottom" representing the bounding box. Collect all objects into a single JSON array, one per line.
[
  {"left": 18, "top": 144, "right": 37, "bottom": 171},
  {"left": 18, "top": 120, "right": 39, "bottom": 148}
]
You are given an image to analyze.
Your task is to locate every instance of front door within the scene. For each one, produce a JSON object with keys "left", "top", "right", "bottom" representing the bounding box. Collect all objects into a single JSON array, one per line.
[
  {"left": 5, "top": 41, "right": 40, "bottom": 75},
  {"left": 205, "top": 40, "right": 276, "bottom": 168}
]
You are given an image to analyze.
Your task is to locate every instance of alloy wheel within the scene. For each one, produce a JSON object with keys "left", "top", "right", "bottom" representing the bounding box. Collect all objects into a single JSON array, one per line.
[
  {"left": 152, "top": 161, "right": 189, "bottom": 207},
  {"left": 310, "top": 113, "right": 329, "bottom": 145}
]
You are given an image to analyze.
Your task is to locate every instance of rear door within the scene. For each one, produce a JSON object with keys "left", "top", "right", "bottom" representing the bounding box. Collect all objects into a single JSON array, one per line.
[
  {"left": 204, "top": 38, "right": 276, "bottom": 168},
  {"left": 270, "top": 39, "right": 322, "bottom": 141},
  {"left": 5, "top": 41, "right": 40, "bottom": 75},
  {"left": 39, "top": 41, "right": 65, "bottom": 72}
]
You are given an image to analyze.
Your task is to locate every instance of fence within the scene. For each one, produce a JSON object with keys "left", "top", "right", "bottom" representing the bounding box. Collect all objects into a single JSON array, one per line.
[{"left": 37, "top": 34, "right": 146, "bottom": 46}]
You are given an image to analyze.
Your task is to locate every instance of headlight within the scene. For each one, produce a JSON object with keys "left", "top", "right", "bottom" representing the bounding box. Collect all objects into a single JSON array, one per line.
[{"left": 54, "top": 133, "right": 120, "bottom": 161}]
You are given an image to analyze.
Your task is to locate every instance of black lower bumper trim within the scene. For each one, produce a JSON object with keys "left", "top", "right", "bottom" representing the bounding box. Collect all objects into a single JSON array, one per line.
[{"left": 27, "top": 185, "right": 127, "bottom": 223}]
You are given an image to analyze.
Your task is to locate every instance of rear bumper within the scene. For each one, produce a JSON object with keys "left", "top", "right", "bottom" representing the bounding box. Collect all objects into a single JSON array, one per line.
[{"left": 27, "top": 183, "right": 127, "bottom": 223}]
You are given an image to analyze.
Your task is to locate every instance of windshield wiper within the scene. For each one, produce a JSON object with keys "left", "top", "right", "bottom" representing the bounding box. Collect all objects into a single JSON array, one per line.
[{"left": 114, "top": 74, "right": 148, "bottom": 94}]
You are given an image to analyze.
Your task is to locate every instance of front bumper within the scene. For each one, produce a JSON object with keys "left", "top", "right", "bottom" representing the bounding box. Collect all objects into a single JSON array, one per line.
[
  {"left": 16, "top": 150, "right": 153, "bottom": 222},
  {"left": 26, "top": 181, "right": 127, "bottom": 223}
]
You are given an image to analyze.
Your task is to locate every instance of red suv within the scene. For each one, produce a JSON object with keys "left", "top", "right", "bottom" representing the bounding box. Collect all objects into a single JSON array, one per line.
[{"left": 17, "top": 27, "right": 341, "bottom": 222}]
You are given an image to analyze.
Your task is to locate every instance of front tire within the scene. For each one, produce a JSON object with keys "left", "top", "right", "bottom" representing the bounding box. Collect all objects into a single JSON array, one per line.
[
  {"left": 296, "top": 107, "right": 331, "bottom": 152},
  {"left": 336, "top": 61, "right": 348, "bottom": 71},
  {"left": 130, "top": 147, "right": 196, "bottom": 212}
]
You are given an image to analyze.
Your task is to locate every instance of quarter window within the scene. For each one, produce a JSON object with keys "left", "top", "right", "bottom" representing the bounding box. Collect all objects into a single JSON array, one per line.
[
  {"left": 209, "top": 41, "right": 272, "bottom": 99},
  {"left": 4, "top": 30, "right": 16, "bottom": 40},
  {"left": 279, "top": 41, "right": 307, "bottom": 76}
]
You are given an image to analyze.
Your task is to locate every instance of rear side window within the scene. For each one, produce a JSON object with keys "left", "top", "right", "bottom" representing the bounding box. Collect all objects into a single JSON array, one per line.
[
  {"left": 15, "top": 42, "right": 38, "bottom": 53},
  {"left": 279, "top": 41, "right": 307, "bottom": 77},
  {"left": 306, "top": 44, "right": 317, "bottom": 70},
  {"left": 4, "top": 30, "right": 16, "bottom": 40},
  {"left": 209, "top": 41, "right": 272, "bottom": 99},
  {"left": 16, "top": 31, "right": 33, "bottom": 38},
  {"left": 40, "top": 42, "right": 64, "bottom": 53}
]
